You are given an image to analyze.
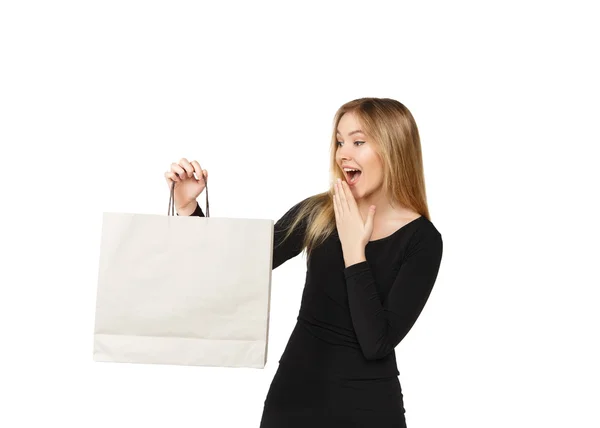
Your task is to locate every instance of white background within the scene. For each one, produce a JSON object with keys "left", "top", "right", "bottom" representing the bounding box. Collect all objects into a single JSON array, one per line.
[{"left": 1, "top": 1, "right": 598, "bottom": 427}]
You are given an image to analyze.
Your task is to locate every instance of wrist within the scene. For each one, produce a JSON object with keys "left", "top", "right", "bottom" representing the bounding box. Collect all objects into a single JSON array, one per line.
[
  {"left": 343, "top": 249, "right": 366, "bottom": 267},
  {"left": 176, "top": 200, "right": 197, "bottom": 216}
]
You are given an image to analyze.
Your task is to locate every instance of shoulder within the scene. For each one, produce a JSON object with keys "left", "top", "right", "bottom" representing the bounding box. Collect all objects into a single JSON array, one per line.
[
  {"left": 282, "top": 193, "right": 327, "bottom": 218},
  {"left": 419, "top": 216, "right": 442, "bottom": 239},
  {"left": 277, "top": 194, "right": 322, "bottom": 228},
  {"left": 282, "top": 195, "right": 313, "bottom": 217},
  {"left": 405, "top": 216, "right": 443, "bottom": 256}
]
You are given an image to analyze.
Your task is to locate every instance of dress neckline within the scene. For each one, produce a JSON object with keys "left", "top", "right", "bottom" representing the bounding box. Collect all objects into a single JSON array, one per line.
[{"left": 367, "top": 215, "right": 424, "bottom": 244}]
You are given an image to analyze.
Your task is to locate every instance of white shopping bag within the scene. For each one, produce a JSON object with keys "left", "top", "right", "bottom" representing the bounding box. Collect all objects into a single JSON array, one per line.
[{"left": 93, "top": 181, "right": 274, "bottom": 368}]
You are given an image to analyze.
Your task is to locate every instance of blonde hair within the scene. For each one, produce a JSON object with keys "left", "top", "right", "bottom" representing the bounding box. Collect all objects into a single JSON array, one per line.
[{"left": 279, "top": 97, "right": 432, "bottom": 260}]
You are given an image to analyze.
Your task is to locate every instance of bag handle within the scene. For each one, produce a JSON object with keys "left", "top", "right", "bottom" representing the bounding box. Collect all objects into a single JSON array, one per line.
[{"left": 168, "top": 173, "right": 210, "bottom": 217}]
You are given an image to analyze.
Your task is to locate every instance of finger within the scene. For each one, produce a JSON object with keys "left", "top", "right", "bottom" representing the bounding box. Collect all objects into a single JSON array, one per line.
[
  {"left": 332, "top": 190, "right": 339, "bottom": 220},
  {"left": 191, "top": 160, "right": 204, "bottom": 181},
  {"left": 341, "top": 180, "right": 357, "bottom": 211},
  {"left": 179, "top": 158, "right": 194, "bottom": 178},
  {"left": 336, "top": 180, "right": 350, "bottom": 212},
  {"left": 334, "top": 183, "right": 344, "bottom": 217},
  {"left": 340, "top": 180, "right": 353, "bottom": 212},
  {"left": 165, "top": 171, "right": 180, "bottom": 183},
  {"left": 170, "top": 163, "right": 187, "bottom": 180}
]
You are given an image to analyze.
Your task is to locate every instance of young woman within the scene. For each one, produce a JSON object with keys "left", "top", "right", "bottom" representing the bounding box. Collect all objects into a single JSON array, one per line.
[{"left": 164, "top": 97, "right": 443, "bottom": 427}]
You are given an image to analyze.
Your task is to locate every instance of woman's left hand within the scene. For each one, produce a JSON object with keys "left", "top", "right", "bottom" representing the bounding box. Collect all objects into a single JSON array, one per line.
[{"left": 333, "top": 178, "right": 376, "bottom": 265}]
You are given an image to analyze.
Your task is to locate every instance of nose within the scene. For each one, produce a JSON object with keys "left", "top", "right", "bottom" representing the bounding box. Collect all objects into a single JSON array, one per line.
[{"left": 337, "top": 143, "right": 354, "bottom": 163}]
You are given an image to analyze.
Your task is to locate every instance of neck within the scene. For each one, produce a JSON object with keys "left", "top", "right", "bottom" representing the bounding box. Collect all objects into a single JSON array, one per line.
[
  {"left": 356, "top": 188, "right": 395, "bottom": 220},
  {"left": 355, "top": 187, "right": 415, "bottom": 222}
]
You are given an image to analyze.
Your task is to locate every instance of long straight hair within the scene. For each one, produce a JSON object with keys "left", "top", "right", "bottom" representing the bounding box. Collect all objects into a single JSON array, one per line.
[{"left": 279, "top": 97, "right": 431, "bottom": 260}]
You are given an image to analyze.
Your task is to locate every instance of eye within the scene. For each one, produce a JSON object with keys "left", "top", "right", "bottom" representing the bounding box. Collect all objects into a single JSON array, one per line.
[{"left": 336, "top": 141, "right": 365, "bottom": 147}]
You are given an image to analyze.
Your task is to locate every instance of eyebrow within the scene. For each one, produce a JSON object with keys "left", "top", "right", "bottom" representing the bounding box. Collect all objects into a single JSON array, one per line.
[{"left": 336, "top": 129, "right": 365, "bottom": 136}]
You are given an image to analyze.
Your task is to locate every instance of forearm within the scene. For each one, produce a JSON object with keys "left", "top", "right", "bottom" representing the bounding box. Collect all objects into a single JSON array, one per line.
[
  {"left": 344, "top": 232, "right": 443, "bottom": 361},
  {"left": 344, "top": 262, "right": 393, "bottom": 360}
]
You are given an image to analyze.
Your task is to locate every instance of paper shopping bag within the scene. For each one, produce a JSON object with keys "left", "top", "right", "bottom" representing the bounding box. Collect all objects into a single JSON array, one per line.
[{"left": 93, "top": 181, "right": 274, "bottom": 368}]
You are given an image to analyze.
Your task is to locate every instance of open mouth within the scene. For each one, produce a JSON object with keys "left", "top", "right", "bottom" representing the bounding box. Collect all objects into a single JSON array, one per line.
[{"left": 344, "top": 169, "right": 362, "bottom": 185}]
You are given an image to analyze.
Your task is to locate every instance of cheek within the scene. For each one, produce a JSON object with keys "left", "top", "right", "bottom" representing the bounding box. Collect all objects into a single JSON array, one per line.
[
  {"left": 367, "top": 163, "right": 384, "bottom": 185},
  {"left": 364, "top": 156, "right": 382, "bottom": 175}
]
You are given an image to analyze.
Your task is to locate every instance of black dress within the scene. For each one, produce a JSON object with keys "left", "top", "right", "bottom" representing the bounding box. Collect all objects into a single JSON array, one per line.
[{"left": 189, "top": 197, "right": 443, "bottom": 427}]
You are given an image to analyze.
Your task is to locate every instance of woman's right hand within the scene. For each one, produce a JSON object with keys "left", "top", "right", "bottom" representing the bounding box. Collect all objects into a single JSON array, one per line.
[{"left": 164, "top": 158, "right": 208, "bottom": 214}]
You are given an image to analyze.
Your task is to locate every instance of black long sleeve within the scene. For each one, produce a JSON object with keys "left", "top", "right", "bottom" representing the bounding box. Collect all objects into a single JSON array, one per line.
[
  {"left": 344, "top": 229, "right": 443, "bottom": 360},
  {"left": 187, "top": 202, "right": 205, "bottom": 217}
]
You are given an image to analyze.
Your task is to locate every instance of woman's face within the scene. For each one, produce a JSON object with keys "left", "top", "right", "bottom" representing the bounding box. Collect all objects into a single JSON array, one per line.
[{"left": 335, "top": 111, "right": 385, "bottom": 201}]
